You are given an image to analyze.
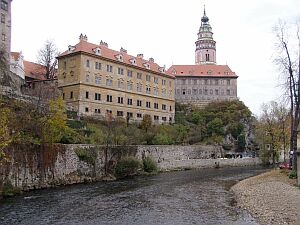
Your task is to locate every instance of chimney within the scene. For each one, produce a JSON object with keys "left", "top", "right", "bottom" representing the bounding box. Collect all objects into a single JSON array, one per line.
[
  {"left": 100, "top": 40, "right": 108, "bottom": 47},
  {"left": 120, "top": 47, "right": 127, "bottom": 53},
  {"left": 79, "top": 33, "right": 88, "bottom": 42},
  {"left": 137, "top": 54, "right": 144, "bottom": 59},
  {"left": 149, "top": 57, "right": 154, "bottom": 63}
]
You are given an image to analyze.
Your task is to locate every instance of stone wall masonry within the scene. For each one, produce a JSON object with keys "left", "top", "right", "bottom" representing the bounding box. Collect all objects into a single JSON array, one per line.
[{"left": 0, "top": 144, "right": 261, "bottom": 195}]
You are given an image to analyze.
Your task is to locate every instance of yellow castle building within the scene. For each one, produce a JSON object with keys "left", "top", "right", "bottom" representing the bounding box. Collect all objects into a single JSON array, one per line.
[{"left": 57, "top": 34, "right": 175, "bottom": 124}]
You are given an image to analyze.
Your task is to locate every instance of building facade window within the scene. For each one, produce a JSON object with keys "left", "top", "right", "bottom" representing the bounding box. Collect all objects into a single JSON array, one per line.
[
  {"left": 85, "top": 91, "right": 89, "bottom": 99},
  {"left": 94, "top": 109, "right": 101, "bottom": 114},
  {"left": 118, "top": 80, "right": 124, "bottom": 89},
  {"left": 85, "top": 107, "right": 89, "bottom": 112},
  {"left": 95, "top": 93, "right": 101, "bottom": 100},
  {"left": 146, "top": 74, "right": 151, "bottom": 82},
  {"left": 117, "top": 67, "right": 124, "bottom": 75},
  {"left": 137, "top": 113, "right": 142, "bottom": 118},
  {"left": 154, "top": 77, "right": 159, "bottom": 84},
  {"left": 127, "top": 98, "right": 133, "bottom": 105},
  {"left": 107, "top": 95, "right": 113, "bottom": 102},
  {"left": 146, "top": 87, "right": 151, "bottom": 94},
  {"left": 106, "top": 79, "right": 113, "bottom": 86},
  {"left": 146, "top": 101, "right": 151, "bottom": 108},
  {"left": 154, "top": 87, "right": 159, "bottom": 96},
  {"left": 162, "top": 117, "right": 167, "bottom": 122},
  {"left": 137, "top": 72, "right": 142, "bottom": 79},
  {"left": 127, "top": 82, "right": 133, "bottom": 90},
  {"left": 127, "top": 70, "right": 133, "bottom": 77},
  {"left": 86, "top": 59, "right": 90, "bottom": 68},
  {"left": 2, "top": 33, "right": 6, "bottom": 41},
  {"left": 117, "top": 111, "right": 123, "bottom": 117},
  {"left": 127, "top": 112, "right": 133, "bottom": 118},
  {"left": 86, "top": 74, "right": 90, "bottom": 82},
  {"left": 118, "top": 97, "right": 124, "bottom": 104},
  {"left": 137, "top": 83, "right": 142, "bottom": 92},
  {"left": 95, "top": 62, "right": 101, "bottom": 70},
  {"left": 137, "top": 100, "right": 142, "bottom": 107},
  {"left": 227, "top": 80, "right": 231, "bottom": 85},
  {"left": 154, "top": 103, "right": 159, "bottom": 109},
  {"left": 106, "top": 65, "right": 113, "bottom": 72},
  {"left": 95, "top": 76, "right": 101, "bottom": 84},
  {"left": 162, "top": 79, "right": 166, "bottom": 86},
  {"left": 70, "top": 91, "right": 73, "bottom": 99},
  {"left": 226, "top": 89, "right": 230, "bottom": 95},
  {"left": 162, "top": 104, "right": 166, "bottom": 110},
  {"left": 154, "top": 115, "right": 159, "bottom": 121}
]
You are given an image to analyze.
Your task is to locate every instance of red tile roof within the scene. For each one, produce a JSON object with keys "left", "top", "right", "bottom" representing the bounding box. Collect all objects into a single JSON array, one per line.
[
  {"left": 166, "top": 65, "right": 237, "bottom": 77},
  {"left": 58, "top": 39, "right": 174, "bottom": 78},
  {"left": 23, "top": 60, "right": 46, "bottom": 81}
]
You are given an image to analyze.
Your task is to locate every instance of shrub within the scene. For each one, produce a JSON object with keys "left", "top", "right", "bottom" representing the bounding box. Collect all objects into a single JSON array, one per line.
[
  {"left": 143, "top": 156, "right": 158, "bottom": 173},
  {"left": 75, "top": 148, "right": 97, "bottom": 165},
  {"left": 115, "top": 156, "right": 141, "bottom": 178},
  {"left": 2, "top": 182, "right": 21, "bottom": 197},
  {"left": 289, "top": 170, "right": 298, "bottom": 179}
]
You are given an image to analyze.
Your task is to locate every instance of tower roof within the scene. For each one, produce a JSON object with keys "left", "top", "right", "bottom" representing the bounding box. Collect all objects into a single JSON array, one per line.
[{"left": 201, "top": 5, "right": 209, "bottom": 23}]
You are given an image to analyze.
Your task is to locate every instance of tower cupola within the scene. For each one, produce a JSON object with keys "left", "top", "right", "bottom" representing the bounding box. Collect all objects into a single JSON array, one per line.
[{"left": 195, "top": 6, "right": 216, "bottom": 65}]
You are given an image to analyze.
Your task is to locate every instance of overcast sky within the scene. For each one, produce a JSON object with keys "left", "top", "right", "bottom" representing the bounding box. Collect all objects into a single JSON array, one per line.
[{"left": 11, "top": 0, "right": 300, "bottom": 116}]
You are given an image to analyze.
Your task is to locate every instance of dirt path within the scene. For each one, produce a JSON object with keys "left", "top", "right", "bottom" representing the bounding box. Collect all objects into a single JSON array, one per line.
[{"left": 231, "top": 169, "right": 300, "bottom": 225}]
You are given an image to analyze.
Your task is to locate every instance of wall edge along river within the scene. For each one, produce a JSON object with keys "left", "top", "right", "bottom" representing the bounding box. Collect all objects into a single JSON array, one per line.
[{"left": 0, "top": 144, "right": 262, "bottom": 196}]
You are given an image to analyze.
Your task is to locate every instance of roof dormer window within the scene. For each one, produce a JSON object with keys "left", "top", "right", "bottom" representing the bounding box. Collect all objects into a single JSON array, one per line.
[
  {"left": 68, "top": 45, "right": 76, "bottom": 52},
  {"left": 143, "top": 63, "right": 150, "bottom": 69},
  {"left": 115, "top": 54, "right": 123, "bottom": 62},
  {"left": 130, "top": 58, "right": 136, "bottom": 65},
  {"left": 93, "top": 47, "right": 101, "bottom": 56},
  {"left": 159, "top": 66, "right": 165, "bottom": 73}
]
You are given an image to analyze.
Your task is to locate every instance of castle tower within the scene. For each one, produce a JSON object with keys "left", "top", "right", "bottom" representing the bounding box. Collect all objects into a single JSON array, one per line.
[
  {"left": 0, "top": 0, "right": 12, "bottom": 60},
  {"left": 195, "top": 7, "right": 216, "bottom": 65}
]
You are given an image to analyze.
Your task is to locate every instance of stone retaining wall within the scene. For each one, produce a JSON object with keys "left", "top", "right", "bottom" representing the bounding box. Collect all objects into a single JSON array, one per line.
[{"left": 0, "top": 144, "right": 261, "bottom": 194}]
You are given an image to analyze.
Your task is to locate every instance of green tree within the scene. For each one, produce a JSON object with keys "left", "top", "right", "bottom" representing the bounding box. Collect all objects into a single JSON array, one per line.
[
  {"left": 0, "top": 107, "right": 12, "bottom": 162},
  {"left": 41, "top": 97, "right": 69, "bottom": 143}
]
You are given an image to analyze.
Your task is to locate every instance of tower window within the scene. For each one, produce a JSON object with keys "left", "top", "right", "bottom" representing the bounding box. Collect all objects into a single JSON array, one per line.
[
  {"left": 1, "top": 14, "right": 4, "bottom": 23},
  {"left": 1, "top": 1, "right": 8, "bottom": 11},
  {"left": 205, "top": 54, "right": 210, "bottom": 61},
  {"left": 2, "top": 33, "right": 6, "bottom": 41}
]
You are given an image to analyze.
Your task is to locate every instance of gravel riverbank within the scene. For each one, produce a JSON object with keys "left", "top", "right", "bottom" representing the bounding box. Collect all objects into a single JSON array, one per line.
[{"left": 231, "top": 169, "right": 300, "bottom": 225}]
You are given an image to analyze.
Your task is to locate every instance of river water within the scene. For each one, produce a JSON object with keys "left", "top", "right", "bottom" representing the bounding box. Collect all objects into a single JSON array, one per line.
[{"left": 0, "top": 166, "right": 267, "bottom": 225}]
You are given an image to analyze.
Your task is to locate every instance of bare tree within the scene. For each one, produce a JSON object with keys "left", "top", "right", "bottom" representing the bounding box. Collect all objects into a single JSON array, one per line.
[
  {"left": 37, "top": 40, "right": 58, "bottom": 80},
  {"left": 274, "top": 20, "right": 300, "bottom": 172}
]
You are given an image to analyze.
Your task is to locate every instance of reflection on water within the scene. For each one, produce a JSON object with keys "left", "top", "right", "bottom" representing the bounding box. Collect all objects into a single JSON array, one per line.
[{"left": 0, "top": 166, "right": 267, "bottom": 225}]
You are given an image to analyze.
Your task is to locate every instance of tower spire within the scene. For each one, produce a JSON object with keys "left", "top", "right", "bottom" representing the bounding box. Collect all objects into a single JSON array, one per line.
[{"left": 195, "top": 6, "right": 216, "bottom": 65}]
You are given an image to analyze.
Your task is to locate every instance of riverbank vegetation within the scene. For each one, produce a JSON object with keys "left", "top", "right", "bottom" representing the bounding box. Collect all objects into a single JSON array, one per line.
[{"left": 0, "top": 96, "right": 257, "bottom": 157}]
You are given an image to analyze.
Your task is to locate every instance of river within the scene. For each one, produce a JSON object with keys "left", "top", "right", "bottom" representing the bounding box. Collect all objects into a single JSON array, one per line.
[{"left": 0, "top": 166, "right": 268, "bottom": 225}]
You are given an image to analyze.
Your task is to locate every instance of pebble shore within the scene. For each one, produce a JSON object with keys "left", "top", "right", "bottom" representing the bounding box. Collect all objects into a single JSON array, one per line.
[{"left": 231, "top": 169, "right": 300, "bottom": 225}]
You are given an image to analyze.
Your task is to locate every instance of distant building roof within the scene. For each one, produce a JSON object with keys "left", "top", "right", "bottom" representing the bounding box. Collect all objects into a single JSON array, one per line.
[
  {"left": 11, "top": 52, "right": 21, "bottom": 61},
  {"left": 167, "top": 65, "right": 237, "bottom": 78},
  {"left": 58, "top": 36, "right": 173, "bottom": 78},
  {"left": 23, "top": 60, "right": 46, "bottom": 81}
]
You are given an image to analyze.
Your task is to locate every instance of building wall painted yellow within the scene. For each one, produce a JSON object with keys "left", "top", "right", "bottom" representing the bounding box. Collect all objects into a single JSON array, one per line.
[{"left": 58, "top": 52, "right": 175, "bottom": 123}]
